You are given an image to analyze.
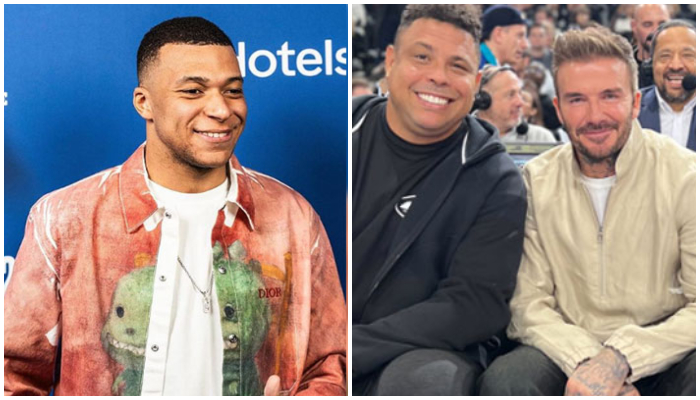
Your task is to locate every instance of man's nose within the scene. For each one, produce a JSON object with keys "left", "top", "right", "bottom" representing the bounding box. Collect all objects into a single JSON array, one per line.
[
  {"left": 426, "top": 64, "right": 449, "bottom": 86},
  {"left": 668, "top": 52, "right": 685, "bottom": 71},
  {"left": 204, "top": 93, "right": 234, "bottom": 121}
]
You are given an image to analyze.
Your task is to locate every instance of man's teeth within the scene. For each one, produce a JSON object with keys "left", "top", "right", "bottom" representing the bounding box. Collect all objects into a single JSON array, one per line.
[
  {"left": 418, "top": 93, "right": 449, "bottom": 106},
  {"left": 197, "top": 131, "right": 229, "bottom": 138}
]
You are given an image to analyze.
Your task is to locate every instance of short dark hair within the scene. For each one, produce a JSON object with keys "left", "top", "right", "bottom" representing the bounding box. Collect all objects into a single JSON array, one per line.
[
  {"left": 137, "top": 17, "right": 234, "bottom": 84},
  {"left": 394, "top": 5, "right": 482, "bottom": 48},
  {"left": 650, "top": 19, "right": 696, "bottom": 60}
]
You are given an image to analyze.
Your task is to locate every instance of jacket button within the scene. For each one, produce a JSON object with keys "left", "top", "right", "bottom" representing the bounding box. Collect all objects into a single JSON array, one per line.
[
  {"left": 227, "top": 334, "right": 239, "bottom": 344},
  {"left": 151, "top": 344, "right": 159, "bottom": 352},
  {"left": 164, "top": 211, "right": 172, "bottom": 219},
  {"left": 218, "top": 267, "right": 227, "bottom": 274},
  {"left": 159, "top": 275, "right": 166, "bottom": 282},
  {"left": 224, "top": 305, "right": 236, "bottom": 320}
]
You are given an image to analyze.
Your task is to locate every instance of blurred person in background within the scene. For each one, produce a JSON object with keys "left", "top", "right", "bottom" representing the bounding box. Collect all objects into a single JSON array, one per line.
[
  {"left": 473, "top": 65, "right": 556, "bottom": 143},
  {"left": 529, "top": 22, "right": 553, "bottom": 71},
  {"left": 353, "top": 77, "right": 375, "bottom": 97},
  {"left": 631, "top": 4, "right": 670, "bottom": 88},
  {"left": 479, "top": 5, "right": 529, "bottom": 68}
]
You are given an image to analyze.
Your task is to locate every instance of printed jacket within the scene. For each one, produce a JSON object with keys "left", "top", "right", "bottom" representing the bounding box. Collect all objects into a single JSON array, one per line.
[
  {"left": 4, "top": 145, "right": 347, "bottom": 396},
  {"left": 508, "top": 121, "right": 696, "bottom": 382}
]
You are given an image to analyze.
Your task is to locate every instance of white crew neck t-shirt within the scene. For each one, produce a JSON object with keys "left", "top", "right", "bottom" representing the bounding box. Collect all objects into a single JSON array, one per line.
[
  {"left": 580, "top": 175, "right": 616, "bottom": 227},
  {"left": 148, "top": 178, "right": 228, "bottom": 395}
]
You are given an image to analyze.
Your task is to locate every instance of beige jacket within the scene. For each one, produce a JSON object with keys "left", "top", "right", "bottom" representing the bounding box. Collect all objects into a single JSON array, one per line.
[{"left": 507, "top": 120, "right": 696, "bottom": 382}]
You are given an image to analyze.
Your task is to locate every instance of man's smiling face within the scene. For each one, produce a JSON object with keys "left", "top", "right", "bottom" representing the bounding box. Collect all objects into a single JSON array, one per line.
[
  {"left": 137, "top": 43, "right": 247, "bottom": 172},
  {"left": 384, "top": 18, "right": 479, "bottom": 144}
]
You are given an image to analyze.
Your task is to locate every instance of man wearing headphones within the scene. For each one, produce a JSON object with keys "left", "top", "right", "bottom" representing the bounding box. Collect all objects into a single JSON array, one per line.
[
  {"left": 638, "top": 20, "right": 696, "bottom": 151},
  {"left": 473, "top": 65, "right": 557, "bottom": 143},
  {"left": 631, "top": 4, "right": 670, "bottom": 89}
]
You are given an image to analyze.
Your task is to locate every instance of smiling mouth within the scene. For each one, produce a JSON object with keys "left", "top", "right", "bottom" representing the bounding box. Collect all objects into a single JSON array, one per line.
[
  {"left": 106, "top": 333, "right": 145, "bottom": 356},
  {"left": 665, "top": 74, "right": 686, "bottom": 88},
  {"left": 416, "top": 92, "right": 451, "bottom": 107},
  {"left": 194, "top": 130, "right": 232, "bottom": 139}
]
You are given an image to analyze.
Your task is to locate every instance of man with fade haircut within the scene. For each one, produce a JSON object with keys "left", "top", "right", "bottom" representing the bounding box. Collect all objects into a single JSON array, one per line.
[
  {"left": 479, "top": 27, "right": 695, "bottom": 396},
  {"left": 4, "top": 16, "right": 346, "bottom": 396},
  {"left": 352, "top": 4, "right": 527, "bottom": 396}
]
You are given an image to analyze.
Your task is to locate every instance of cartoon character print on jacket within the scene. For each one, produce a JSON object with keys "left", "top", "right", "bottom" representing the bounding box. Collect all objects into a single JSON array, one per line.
[
  {"left": 100, "top": 241, "right": 271, "bottom": 396},
  {"left": 101, "top": 265, "right": 154, "bottom": 396},
  {"left": 214, "top": 240, "right": 271, "bottom": 396}
]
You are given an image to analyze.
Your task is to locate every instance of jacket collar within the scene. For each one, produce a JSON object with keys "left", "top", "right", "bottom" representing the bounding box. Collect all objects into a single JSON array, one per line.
[
  {"left": 119, "top": 145, "right": 255, "bottom": 233},
  {"left": 570, "top": 119, "right": 644, "bottom": 180}
]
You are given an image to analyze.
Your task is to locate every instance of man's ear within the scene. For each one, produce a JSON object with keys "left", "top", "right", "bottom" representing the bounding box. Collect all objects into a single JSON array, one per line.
[
  {"left": 133, "top": 87, "right": 153, "bottom": 120},
  {"left": 631, "top": 90, "right": 642, "bottom": 120},
  {"left": 553, "top": 96, "right": 564, "bottom": 126},
  {"left": 384, "top": 44, "right": 395, "bottom": 79}
]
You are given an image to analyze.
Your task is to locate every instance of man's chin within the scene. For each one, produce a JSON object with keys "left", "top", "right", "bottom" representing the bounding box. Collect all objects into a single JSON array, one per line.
[{"left": 661, "top": 86, "right": 693, "bottom": 104}]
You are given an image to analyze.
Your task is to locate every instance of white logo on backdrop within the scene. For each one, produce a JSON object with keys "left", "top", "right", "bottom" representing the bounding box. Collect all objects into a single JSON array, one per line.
[
  {"left": 4, "top": 92, "right": 8, "bottom": 106},
  {"left": 237, "top": 40, "right": 347, "bottom": 78},
  {"left": 4, "top": 256, "right": 15, "bottom": 294}
]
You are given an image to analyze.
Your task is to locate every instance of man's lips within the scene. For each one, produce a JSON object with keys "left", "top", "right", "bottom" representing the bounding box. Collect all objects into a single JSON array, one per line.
[
  {"left": 578, "top": 127, "right": 616, "bottom": 142},
  {"left": 664, "top": 73, "right": 687, "bottom": 90}
]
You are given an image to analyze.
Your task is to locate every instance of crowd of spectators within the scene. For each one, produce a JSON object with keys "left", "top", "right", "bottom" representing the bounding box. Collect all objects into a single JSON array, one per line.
[{"left": 353, "top": 4, "right": 696, "bottom": 144}]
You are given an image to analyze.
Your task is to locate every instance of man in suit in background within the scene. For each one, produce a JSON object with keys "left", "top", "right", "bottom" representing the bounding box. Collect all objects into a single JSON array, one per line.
[{"left": 638, "top": 20, "right": 695, "bottom": 151}]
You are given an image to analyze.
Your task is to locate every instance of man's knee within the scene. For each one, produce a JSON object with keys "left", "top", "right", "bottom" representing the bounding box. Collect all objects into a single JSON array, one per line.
[
  {"left": 478, "top": 345, "right": 566, "bottom": 396},
  {"left": 374, "top": 348, "right": 481, "bottom": 396}
]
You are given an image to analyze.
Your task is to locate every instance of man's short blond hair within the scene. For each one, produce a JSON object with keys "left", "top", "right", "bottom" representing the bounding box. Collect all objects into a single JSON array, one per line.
[{"left": 553, "top": 27, "right": 638, "bottom": 95}]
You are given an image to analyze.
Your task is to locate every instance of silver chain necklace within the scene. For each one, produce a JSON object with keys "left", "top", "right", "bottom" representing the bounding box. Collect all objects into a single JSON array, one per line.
[{"left": 177, "top": 257, "right": 214, "bottom": 314}]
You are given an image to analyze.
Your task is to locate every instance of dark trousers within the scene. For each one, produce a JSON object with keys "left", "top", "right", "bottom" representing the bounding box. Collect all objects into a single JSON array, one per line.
[
  {"left": 478, "top": 345, "right": 696, "bottom": 396},
  {"left": 354, "top": 348, "right": 483, "bottom": 396}
]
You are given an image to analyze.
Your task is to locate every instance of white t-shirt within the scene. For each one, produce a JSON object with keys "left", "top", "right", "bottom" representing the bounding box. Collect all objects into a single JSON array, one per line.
[
  {"left": 580, "top": 175, "right": 616, "bottom": 227},
  {"left": 148, "top": 178, "right": 228, "bottom": 396}
]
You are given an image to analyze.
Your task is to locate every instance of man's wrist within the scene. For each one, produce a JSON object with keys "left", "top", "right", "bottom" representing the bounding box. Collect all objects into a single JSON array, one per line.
[{"left": 603, "top": 345, "right": 631, "bottom": 378}]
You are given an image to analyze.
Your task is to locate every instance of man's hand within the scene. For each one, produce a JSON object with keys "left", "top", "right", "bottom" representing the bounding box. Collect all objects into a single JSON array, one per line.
[
  {"left": 264, "top": 375, "right": 281, "bottom": 396},
  {"left": 565, "top": 347, "right": 630, "bottom": 396},
  {"left": 619, "top": 383, "right": 640, "bottom": 396}
]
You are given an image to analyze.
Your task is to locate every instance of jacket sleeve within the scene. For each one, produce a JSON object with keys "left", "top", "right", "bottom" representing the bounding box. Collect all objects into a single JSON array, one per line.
[
  {"left": 295, "top": 212, "right": 347, "bottom": 395},
  {"left": 604, "top": 165, "right": 696, "bottom": 382},
  {"left": 352, "top": 171, "right": 527, "bottom": 379},
  {"left": 507, "top": 170, "right": 606, "bottom": 376},
  {"left": 4, "top": 200, "right": 62, "bottom": 395}
]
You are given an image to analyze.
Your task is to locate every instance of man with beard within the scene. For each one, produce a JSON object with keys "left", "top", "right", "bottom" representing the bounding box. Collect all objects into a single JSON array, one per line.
[
  {"left": 479, "top": 27, "right": 696, "bottom": 396},
  {"left": 638, "top": 20, "right": 696, "bottom": 151}
]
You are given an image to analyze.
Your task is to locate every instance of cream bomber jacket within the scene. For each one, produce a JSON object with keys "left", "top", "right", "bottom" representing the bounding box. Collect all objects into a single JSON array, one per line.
[{"left": 508, "top": 120, "right": 696, "bottom": 382}]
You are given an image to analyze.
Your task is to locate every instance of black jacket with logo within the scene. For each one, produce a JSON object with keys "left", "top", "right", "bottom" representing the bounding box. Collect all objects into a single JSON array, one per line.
[{"left": 352, "top": 96, "right": 527, "bottom": 383}]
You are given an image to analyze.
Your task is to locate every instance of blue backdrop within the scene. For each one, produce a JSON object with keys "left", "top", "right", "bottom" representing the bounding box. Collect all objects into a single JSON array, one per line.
[{"left": 4, "top": 5, "right": 348, "bottom": 294}]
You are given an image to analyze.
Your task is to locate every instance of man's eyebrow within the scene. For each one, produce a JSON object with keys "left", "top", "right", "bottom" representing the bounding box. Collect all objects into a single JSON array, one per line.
[
  {"left": 175, "top": 76, "right": 244, "bottom": 85},
  {"left": 413, "top": 41, "right": 433, "bottom": 51},
  {"left": 561, "top": 92, "right": 585, "bottom": 100}
]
